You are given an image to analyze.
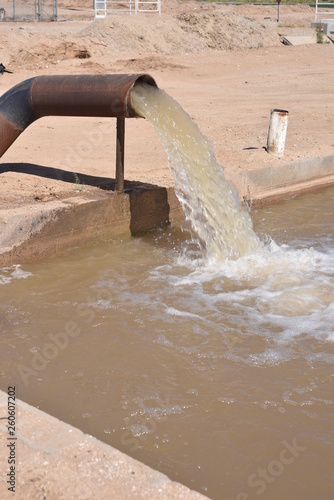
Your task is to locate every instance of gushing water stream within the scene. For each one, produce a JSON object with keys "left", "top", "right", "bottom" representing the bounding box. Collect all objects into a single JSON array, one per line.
[{"left": 131, "top": 82, "right": 261, "bottom": 260}]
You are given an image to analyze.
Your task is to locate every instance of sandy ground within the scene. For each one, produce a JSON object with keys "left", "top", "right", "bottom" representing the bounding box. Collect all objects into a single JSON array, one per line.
[{"left": 0, "top": 2, "right": 333, "bottom": 233}]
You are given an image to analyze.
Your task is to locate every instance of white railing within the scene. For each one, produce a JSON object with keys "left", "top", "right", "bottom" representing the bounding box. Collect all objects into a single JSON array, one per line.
[
  {"left": 95, "top": 0, "right": 107, "bottom": 18},
  {"left": 95, "top": 0, "right": 132, "bottom": 17},
  {"left": 315, "top": 0, "right": 334, "bottom": 22},
  {"left": 135, "top": 0, "right": 161, "bottom": 15},
  {"left": 94, "top": 0, "right": 160, "bottom": 18}
]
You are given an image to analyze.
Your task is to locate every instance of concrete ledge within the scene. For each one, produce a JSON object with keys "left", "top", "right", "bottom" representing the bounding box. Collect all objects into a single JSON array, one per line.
[
  {"left": 0, "top": 390, "right": 208, "bottom": 499},
  {"left": 0, "top": 184, "right": 184, "bottom": 267},
  {"left": 311, "top": 20, "right": 334, "bottom": 36},
  {"left": 227, "top": 154, "right": 334, "bottom": 207}
]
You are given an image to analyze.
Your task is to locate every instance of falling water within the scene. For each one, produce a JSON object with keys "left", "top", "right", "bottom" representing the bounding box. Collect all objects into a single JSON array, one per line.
[{"left": 131, "top": 82, "right": 261, "bottom": 261}]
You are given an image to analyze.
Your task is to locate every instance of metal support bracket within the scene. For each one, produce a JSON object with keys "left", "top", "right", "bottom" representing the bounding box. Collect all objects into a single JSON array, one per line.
[{"left": 115, "top": 117, "right": 125, "bottom": 193}]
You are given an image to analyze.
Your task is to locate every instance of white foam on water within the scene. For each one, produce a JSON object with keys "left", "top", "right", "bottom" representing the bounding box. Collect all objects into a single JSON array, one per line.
[
  {"left": 165, "top": 306, "right": 203, "bottom": 320},
  {"left": 143, "top": 236, "right": 334, "bottom": 366},
  {"left": 0, "top": 264, "right": 33, "bottom": 285}
]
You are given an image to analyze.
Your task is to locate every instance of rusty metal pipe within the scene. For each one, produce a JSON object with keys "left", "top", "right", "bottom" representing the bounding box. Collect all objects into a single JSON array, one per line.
[{"left": 0, "top": 73, "right": 157, "bottom": 158}]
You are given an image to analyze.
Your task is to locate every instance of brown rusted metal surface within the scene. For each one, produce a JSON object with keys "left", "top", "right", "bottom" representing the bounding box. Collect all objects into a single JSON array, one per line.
[
  {"left": 0, "top": 115, "right": 22, "bottom": 157},
  {"left": 0, "top": 73, "right": 157, "bottom": 158},
  {"left": 30, "top": 74, "right": 155, "bottom": 119},
  {"left": 115, "top": 117, "right": 125, "bottom": 193}
]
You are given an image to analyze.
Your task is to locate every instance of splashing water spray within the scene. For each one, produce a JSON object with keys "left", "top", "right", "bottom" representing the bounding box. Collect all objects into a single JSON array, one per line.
[{"left": 131, "top": 82, "right": 261, "bottom": 261}]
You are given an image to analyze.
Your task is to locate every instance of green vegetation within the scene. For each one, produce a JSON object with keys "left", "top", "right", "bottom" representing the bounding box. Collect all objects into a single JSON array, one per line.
[
  {"left": 316, "top": 22, "right": 324, "bottom": 43},
  {"left": 73, "top": 173, "right": 85, "bottom": 192}
]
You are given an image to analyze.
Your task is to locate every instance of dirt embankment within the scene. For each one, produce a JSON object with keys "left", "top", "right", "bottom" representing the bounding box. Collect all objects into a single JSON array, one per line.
[
  {"left": 1, "top": 2, "right": 300, "bottom": 72},
  {"left": 0, "top": 3, "right": 317, "bottom": 73}
]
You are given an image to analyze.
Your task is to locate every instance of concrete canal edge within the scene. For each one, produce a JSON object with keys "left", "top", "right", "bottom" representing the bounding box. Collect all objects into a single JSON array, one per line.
[
  {"left": 228, "top": 153, "right": 334, "bottom": 207},
  {"left": 1, "top": 154, "right": 334, "bottom": 266},
  {"left": 0, "top": 185, "right": 184, "bottom": 267},
  {"left": 0, "top": 390, "right": 209, "bottom": 499}
]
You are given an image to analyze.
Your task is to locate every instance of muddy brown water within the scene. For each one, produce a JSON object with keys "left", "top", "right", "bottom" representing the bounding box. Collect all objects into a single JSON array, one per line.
[{"left": 1, "top": 185, "right": 334, "bottom": 499}]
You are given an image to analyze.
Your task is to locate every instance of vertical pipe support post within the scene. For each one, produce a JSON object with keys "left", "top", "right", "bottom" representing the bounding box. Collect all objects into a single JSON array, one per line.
[
  {"left": 115, "top": 116, "right": 125, "bottom": 193},
  {"left": 277, "top": 0, "right": 280, "bottom": 23}
]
